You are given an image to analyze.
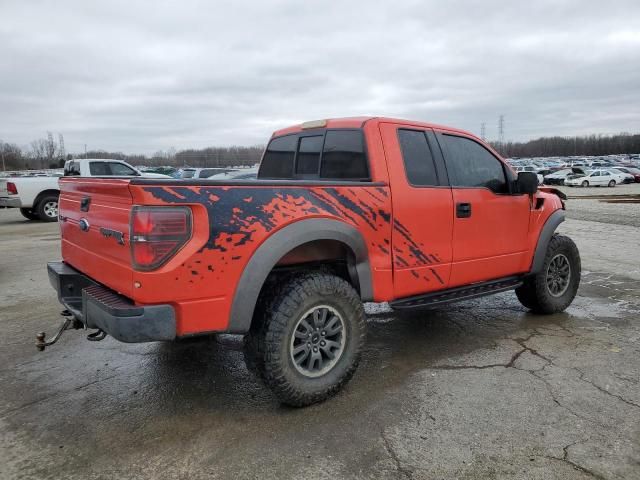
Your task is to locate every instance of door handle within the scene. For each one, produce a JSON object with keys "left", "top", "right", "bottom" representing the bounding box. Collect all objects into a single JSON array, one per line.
[
  {"left": 80, "top": 196, "right": 91, "bottom": 212},
  {"left": 456, "top": 202, "right": 472, "bottom": 218}
]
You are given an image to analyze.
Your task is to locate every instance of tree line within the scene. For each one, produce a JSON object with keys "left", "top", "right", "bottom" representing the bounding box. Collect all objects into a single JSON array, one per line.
[
  {"left": 0, "top": 133, "right": 264, "bottom": 171},
  {"left": 2, "top": 131, "right": 639, "bottom": 172},
  {"left": 491, "top": 132, "right": 640, "bottom": 158}
]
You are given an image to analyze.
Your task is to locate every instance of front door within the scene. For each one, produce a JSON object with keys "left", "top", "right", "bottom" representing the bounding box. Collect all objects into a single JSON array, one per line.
[
  {"left": 379, "top": 123, "right": 454, "bottom": 298},
  {"left": 436, "top": 132, "right": 531, "bottom": 287}
]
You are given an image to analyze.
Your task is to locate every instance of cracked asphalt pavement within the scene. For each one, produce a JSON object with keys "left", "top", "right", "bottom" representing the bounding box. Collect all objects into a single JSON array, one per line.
[{"left": 1, "top": 197, "right": 639, "bottom": 479}]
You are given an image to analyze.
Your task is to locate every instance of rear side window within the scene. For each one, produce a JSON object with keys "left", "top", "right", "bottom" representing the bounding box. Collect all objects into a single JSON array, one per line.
[
  {"left": 296, "top": 135, "right": 323, "bottom": 175},
  {"left": 397, "top": 129, "right": 438, "bottom": 186},
  {"left": 64, "top": 161, "right": 80, "bottom": 176},
  {"left": 320, "top": 130, "right": 368, "bottom": 179},
  {"left": 260, "top": 135, "right": 297, "bottom": 179},
  {"left": 89, "top": 162, "right": 110, "bottom": 176},
  {"left": 442, "top": 135, "right": 508, "bottom": 193}
]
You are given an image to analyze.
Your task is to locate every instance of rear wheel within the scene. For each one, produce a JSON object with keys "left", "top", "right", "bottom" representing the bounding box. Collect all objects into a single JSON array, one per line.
[
  {"left": 19, "top": 208, "right": 39, "bottom": 221},
  {"left": 516, "top": 234, "right": 580, "bottom": 314},
  {"left": 244, "top": 271, "right": 365, "bottom": 407},
  {"left": 35, "top": 195, "right": 59, "bottom": 222},
  {"left": 581, "top": 180, "right": 589, "bottom": 187},
  {"left": 608, "top": 180, "right": 616, "bottom": 187}
]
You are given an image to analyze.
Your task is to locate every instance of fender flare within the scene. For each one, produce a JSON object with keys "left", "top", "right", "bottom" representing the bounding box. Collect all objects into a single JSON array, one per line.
[
  {"left": 227, "top": 218, "right": 373, "bottom": 333},
  {"left": 530, "top": 209, "right": 565, "bottom": 274}
]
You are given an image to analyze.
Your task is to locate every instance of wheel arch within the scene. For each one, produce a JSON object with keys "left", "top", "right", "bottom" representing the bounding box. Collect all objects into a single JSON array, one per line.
[
  {"left": 530, "top": 209, "right": 565, "bottom": 274},
  {"left": 227, "top": 218, "right": 372, "bottom": 333},
  {"left": 33, "top": 189, "right": 60, "bottom": 209}
]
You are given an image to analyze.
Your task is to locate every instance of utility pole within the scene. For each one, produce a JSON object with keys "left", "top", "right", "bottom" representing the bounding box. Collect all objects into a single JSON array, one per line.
[
  {"left": 480, "top": 123, "right": 486, "bottom": 141},
  {"left": 498, "top": 115, "right": 505, "bottom": 144},
  {"left": 84, "top": 144, "right": 87, "bottom": 159}
]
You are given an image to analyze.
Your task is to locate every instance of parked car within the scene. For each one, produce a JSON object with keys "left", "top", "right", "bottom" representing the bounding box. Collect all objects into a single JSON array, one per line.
[
  {"left": 43, "top": 117, "right": 580, "bottom": 407},
  {"left": 609, "top": 167, "right": 640, "bottom": 183},
  {"left": 139, "top": 166, "right": 179, "bottom": 178},
  {"left": 64, "top": 159, "right": 172, "bottom": 178},
  {"left": 208, "top": 167, "right": 259, "bottom": 180},
  {"left": 179, "top": 167, "right": 236, "bottom": 179},
  {"left": 513, "top": 166, "right": 544, "bottom": 184},
  {"left": 543, "top": 168, "right": 574, "bottom": 185},
  {"left": 565, "top": 168, "right": 626, "bottom": 187},
  {"left": 0, "top": 176, "right": 61, "bottom": 221}
]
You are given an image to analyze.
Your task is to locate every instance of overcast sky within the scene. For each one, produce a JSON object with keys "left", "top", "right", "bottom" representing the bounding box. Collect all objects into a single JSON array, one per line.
[{"left": 1, "top": 0, "right": 639, "bottom": 154}]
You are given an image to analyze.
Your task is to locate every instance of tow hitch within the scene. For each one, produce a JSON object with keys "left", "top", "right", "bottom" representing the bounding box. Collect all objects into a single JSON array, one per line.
[{"left": 35, "top": 310, "right": 106, "bottom": 351}]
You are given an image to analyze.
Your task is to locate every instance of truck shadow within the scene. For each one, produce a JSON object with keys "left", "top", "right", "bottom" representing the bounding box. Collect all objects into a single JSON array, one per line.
[{"left": 142, "top": 294, "right": 570, "bottom": 415}]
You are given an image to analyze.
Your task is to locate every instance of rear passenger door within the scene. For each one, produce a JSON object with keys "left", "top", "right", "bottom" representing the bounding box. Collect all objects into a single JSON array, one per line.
[
  {"left": 380, "top": 123, "right": 454, "bottom": 298},
  {"left": 437, "top": 133, "right": 531, "bottom": 286}
]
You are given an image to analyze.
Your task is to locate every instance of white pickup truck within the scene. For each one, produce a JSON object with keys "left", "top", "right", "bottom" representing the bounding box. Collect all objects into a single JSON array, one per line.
[{"left": 0, "top": 159, "right": 171, "bottom": 221}]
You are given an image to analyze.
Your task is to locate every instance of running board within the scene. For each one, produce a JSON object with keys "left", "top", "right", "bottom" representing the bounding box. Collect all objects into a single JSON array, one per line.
[{"left": 390, "top": 276, "right": 523, "bottom": 310}]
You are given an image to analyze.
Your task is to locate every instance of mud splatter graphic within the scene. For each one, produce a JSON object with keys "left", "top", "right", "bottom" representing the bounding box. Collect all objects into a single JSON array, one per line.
[{"left": 142, "top": 184, "right": 440, "bottom": 284}]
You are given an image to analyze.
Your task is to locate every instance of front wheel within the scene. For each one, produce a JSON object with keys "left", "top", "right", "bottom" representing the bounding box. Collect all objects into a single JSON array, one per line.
[
  {"left": 244, "top": 272, "right": 365, "bottom": 407},
  {"left": 581, "top": 180, "right": 589, "bottom": 187},
  {"left": 36, "top": 195, "right": 59, "bottom": 222},
  {"left": 516, "top": 234, "right": 580, "bottom": 314},
  {"left": 608, "top": 180, "right": 616, "bottom": 187},
  {"left": 19, "top": 208, "right": 39, "bottom": 221}
]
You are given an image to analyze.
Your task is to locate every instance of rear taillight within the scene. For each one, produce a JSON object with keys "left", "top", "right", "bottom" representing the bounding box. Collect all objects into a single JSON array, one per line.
[
  {"left": 7, "top": 182, "right": 17, "bottom": 195},
  {"left": 130, "top": 206, "right": 192, "bottom": 271}
]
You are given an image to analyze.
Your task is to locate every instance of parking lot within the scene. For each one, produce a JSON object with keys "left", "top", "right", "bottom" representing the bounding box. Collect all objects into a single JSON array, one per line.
[{"left": 1, "top": 186, "right": 639, "bottom": 480}]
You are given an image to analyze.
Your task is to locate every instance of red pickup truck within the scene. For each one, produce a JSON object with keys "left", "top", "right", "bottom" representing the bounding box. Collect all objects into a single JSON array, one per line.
[{"left": 45, "top": 117, "right": 580, "bottom": 406}]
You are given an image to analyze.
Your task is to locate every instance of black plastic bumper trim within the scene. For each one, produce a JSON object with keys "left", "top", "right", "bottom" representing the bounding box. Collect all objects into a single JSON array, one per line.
[{"left": 47, "top": 261, "right": 176, "bottom": 343}]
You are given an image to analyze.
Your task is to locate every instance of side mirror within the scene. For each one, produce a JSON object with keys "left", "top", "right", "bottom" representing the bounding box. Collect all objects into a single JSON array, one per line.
[{"left": 516, "top": 172, "right": 538, "bottom": 194}]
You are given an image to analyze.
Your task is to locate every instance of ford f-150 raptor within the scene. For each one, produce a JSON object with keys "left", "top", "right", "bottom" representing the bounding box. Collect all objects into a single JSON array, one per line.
[{"left": 43, "top": 117, "right": 580, "bottom": 406}]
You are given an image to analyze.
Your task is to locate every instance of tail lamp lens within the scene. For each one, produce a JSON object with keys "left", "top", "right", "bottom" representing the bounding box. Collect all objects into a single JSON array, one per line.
[
  {"left": 7, "top": 182, "right": 17, "bottom": 195},
  {"left": 130, "top": 206, "right": 192, "bottom": 270}
]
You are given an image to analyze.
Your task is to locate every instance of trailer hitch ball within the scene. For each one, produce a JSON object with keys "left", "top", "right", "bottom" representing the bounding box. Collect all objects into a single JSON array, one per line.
[
  {"left": 35, "top": 315, "right": 72, "bottom": 351},
  {"left": 35, "top": 332, "right": 47, "bottom": 351}
]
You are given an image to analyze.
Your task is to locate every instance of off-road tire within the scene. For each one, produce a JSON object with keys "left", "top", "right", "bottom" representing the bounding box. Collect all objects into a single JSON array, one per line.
[
  {"left": 35, "top": 195, "right": 59, "bottom": 222},
  {"left": 19, "top": 208, "right": 39, "bottom": 221},
  {"left": 516, "top": 234, "right": 580, "bottom": 314},
  {"left": 244, "top": 272, "right": 365, "bottom": 407}
]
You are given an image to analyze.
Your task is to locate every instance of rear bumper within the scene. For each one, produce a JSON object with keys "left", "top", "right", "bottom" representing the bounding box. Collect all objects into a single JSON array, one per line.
[
  {"left": 47, "top": 261, "right": 176, "bottom": 343},
  {"left": 0, "top": 197, "right": 22, "bottom": 208}
]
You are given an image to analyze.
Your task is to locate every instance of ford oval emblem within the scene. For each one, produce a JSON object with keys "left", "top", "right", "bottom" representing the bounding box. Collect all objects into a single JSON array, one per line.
[{"left": 79, "top": 218, "right": 90, "bottom": 232}]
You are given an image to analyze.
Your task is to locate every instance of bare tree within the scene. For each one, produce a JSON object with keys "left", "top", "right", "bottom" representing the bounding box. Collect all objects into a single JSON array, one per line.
[{"left": 58, "top": 133, "right": 65, "bottom": 162}]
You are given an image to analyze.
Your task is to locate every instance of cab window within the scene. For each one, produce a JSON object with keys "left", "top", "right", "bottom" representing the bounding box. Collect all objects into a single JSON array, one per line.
[
  {"left": 397, "top": 129, "right": 438, "bottom": 186},
  {"left": 89, "top": 162, "right": 110, "bottom": 176},
  {"left": 442, "top": 135, "right": 508, "bottom": 193},
  {"left": 109, "top": 163, "right": 137, "bottom": 176}
]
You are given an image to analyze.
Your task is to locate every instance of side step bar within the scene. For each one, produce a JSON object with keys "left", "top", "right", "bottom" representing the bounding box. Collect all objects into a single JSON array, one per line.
[{"left": 390, "top": 276, "right": 523, "bottom": 310}]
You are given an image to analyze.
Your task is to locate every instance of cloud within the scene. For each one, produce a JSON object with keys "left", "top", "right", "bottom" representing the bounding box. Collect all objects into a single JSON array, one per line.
[{"left": 1, "top": 0, "right": 639, "bottom": 153}]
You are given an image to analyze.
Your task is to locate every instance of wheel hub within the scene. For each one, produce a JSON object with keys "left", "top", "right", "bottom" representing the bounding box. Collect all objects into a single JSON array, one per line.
[
  {"left": 546, "top": 253, "right": 571, "bottom": 297},
  {"left": 290, "top": 305, "right": 346, "bottom": 378},
  {"left": 44, "top": 201, "right": 58, "bottom": 218}
]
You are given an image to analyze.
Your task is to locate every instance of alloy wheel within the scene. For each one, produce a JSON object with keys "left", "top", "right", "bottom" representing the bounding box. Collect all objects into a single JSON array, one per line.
[
  {"left": 546, "top": 253, "right": 571, "bottom": 297},
  {"left": 290, "top": 305, "right": 346, "bottom": 378}
]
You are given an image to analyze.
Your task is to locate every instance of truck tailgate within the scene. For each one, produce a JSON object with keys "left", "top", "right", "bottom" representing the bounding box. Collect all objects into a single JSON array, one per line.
[{"left": 59, "top": 178, "right": 134, "bottom": 298}]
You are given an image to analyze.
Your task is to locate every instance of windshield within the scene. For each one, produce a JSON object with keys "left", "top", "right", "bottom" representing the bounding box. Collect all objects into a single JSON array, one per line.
[{"left": 181, "top": 169, "right": 196, "bottom": 178}]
